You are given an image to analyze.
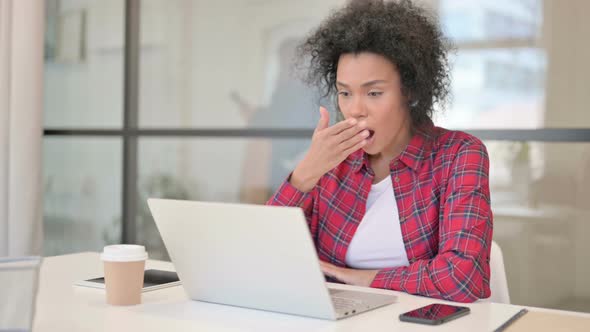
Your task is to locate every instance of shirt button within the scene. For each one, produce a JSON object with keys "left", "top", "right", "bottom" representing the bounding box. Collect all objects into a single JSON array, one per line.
[{"left": 394, "top": 177, "right": 400, "bottom": 182}]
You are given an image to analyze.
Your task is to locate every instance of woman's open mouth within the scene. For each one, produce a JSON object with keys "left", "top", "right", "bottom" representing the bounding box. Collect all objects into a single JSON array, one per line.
[{"left": 364, "top": 130, "right": 376, "bottom": 147}]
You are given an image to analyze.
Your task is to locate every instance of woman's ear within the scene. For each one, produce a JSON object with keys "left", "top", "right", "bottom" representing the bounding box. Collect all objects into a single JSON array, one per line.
[{"left": 404, "top": 92, "right": 417, "bottom": 109}]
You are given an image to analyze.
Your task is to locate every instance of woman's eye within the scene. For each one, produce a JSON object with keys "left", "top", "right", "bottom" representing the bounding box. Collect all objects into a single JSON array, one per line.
[
  {"left": 338, "top": 91, "right": 350, "bottom": 97},
  {"left": 368, "top": 91, "right": 383, "bottom": 97}
]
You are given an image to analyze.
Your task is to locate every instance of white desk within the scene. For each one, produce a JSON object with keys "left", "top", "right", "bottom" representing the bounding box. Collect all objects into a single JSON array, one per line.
[{"left": 33, "top": 253, "right": 590, "bottom": 331}]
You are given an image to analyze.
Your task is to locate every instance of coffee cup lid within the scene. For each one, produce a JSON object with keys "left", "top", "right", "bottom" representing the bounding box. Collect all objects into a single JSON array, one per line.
[{"left": 101, "top": 245, "right": 148, "bottom": 262}]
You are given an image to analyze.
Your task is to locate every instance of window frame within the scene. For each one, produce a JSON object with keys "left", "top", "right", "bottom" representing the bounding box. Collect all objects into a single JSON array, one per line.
[{"left": 43, "top": 0, "right": 590, "bottom": 244}]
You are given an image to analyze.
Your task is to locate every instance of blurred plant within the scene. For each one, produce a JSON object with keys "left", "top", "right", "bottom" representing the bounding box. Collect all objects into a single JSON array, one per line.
[
  {"left": 511, "top": 141, "right": 531, "bottom": 165},
  {"left": 487, "top": 141, "right": 530, "bottom": 165},
  {"left": 103, "top": 173, "right": 194, "bottom": 260},
  {"left": 508, "top": 142, "right": 532, "bottom": 205}
]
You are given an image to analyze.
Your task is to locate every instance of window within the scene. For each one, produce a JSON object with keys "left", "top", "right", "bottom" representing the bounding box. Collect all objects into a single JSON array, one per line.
[{"left": 44, "top": 0, "right": 590, "bottom": 313}]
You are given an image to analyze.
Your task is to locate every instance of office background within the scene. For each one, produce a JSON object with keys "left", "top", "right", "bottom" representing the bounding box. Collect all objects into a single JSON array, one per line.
[{"left": 41, "top": 0, "right": 590, "bottom": 313}]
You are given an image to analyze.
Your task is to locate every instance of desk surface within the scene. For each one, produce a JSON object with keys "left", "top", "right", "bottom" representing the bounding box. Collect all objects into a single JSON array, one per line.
[{"left": 33, "top": 253, "right": 590, "bottom": 332}]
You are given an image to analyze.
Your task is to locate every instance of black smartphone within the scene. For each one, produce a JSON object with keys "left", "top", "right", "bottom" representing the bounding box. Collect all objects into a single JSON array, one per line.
[{"left": 399, "top": 303, "right": 470, "bottom": 325}]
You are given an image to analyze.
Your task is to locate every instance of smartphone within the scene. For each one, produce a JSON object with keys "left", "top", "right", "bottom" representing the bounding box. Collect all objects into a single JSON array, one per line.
[
  {"left": 399, "top": 303, "right": 470, "bottom": 325},
  {"left": 75, "top": 269, "right": 181, "bottom": 292}
]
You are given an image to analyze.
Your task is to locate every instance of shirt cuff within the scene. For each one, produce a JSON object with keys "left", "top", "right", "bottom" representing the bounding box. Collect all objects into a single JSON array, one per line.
[
  {"left": 370, "top": 267, "right": 404, "bottom": 290},
  {"left": 270, "top": 174, "right": 313, "bottom": 207}
]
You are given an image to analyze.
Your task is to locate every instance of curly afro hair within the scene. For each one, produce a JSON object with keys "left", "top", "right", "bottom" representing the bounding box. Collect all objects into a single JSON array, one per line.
[{"left": 300, "top": 0, "right": 452, "bottom": 128}]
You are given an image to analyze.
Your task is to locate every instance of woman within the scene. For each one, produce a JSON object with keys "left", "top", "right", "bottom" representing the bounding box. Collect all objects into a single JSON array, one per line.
[{"left": 268, "top": 0, "right": 492, "bottom": 303}]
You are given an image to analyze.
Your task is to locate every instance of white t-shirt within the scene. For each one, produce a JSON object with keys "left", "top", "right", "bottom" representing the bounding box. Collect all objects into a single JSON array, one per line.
[{"left": 345, "top": 175, "right": 410, "bottom": 269}]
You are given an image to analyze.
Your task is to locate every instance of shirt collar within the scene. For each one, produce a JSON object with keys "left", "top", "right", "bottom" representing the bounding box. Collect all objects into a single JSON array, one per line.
[{"left": 348, "top": 122, "right": 435, "bottom": 173}]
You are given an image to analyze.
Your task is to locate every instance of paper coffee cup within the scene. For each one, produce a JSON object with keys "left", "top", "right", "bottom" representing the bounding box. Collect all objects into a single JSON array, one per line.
[{"left": 101, "top": 245, "right": 148, "bottom": 306}]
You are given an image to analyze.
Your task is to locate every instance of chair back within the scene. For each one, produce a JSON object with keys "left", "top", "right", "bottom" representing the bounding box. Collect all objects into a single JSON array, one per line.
[{"left": 489, "top": 241, "right": 510, "bottom": 304}]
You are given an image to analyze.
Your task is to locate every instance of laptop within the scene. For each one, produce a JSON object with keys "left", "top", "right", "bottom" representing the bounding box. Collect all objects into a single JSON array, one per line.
[
  {"left": 147, "top": 198, "right": 397, "bottom": 320},
  {"left": 0, "top": 256, "right": 42, "bottom": 331}
]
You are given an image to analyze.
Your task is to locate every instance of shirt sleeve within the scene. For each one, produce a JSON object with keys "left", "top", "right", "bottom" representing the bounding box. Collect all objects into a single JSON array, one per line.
[
  {"left": 266, "top": 173, "right": 319, "bottom": 239},
  {"left": 370, "top": 140, "right": 493, "bottom": 303}
]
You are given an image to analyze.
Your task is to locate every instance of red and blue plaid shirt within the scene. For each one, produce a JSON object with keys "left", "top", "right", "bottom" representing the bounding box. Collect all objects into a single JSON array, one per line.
[{"left": 268, "top": 125, "right": 493, "bottom": 303}]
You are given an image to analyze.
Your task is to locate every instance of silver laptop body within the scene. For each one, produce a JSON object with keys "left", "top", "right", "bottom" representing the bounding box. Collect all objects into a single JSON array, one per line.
[
  {"left": 147, "top": 198, "right": 396, "bottom": 320},
  {"left": 0, "top": 256, "right": 42, "bottom": 331}
]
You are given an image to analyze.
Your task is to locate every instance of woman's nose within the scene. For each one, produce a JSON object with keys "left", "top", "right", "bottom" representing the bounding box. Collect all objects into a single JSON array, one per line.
[{"left": 347, "top": 97, "right": 367, "bottom": 118}]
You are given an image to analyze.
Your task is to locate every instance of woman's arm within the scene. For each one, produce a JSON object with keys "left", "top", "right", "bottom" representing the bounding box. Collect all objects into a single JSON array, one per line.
[
  {"left": 369, "top": 140, "right": 493, "bottom": 303},
  {"left": 266, "top": 174, "right": 319, "bottom": 238},
  {"left": 266, "top": 107, "right": 366, "bottom": 238}
]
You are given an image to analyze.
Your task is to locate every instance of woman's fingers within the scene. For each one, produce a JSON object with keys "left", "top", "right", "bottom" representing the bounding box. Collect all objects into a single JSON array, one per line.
[
  {"left": 335, "top": 120, "right": 367, "bottom": 144},
  {"left": 319, "top": 261, "right": 340, "bottom": 279},
  {"left": 306, "top": 114, "right": 367, "bottom": 181},
  {"left": 322, "top": 117, "right": 357, "bottom": 136},
  {"left": 342, "top": 136, "right": 368, "bottom": 156},
  {"left": 314, "top": 106, "right": 330, "bottom": 133},
  {"left": 339, "top": 129, "right": 369, "bottom": 151}
]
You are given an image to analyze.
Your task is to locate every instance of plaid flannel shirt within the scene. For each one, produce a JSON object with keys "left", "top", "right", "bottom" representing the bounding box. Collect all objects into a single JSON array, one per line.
[{"left": 267, "top": 125, "right": 493, "bottom": 303}]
